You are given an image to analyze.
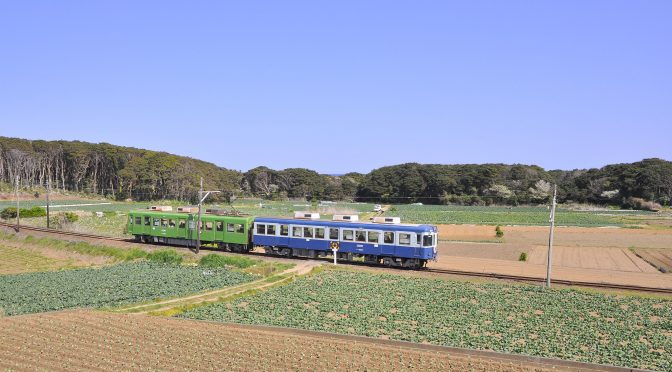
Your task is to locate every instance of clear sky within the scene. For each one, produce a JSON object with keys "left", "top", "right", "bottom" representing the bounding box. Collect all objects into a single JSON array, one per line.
[{"left": 1, "top": 1, "right": 670, "bottom": 174}]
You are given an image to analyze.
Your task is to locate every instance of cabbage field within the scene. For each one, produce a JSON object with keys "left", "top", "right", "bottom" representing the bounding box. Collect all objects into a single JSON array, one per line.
[
  {"left": 181, "top": 270, "right": 672, "bottom": 371},
  {"left": 0, "top": 262, "right": 257, "bottom": 315},
  {"left": 386, "top": 204, "right": 653, "bottom": 226}
]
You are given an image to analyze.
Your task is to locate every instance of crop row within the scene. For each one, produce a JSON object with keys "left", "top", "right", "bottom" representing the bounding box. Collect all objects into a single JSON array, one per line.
[
  {"left": 388, "top": 205, "right": 630, "bottom": 226},
  {"left": 0, "top": 262, "right": 257, "bottom": 315},
  {"left": 181, "top": 269, "right": 672, "bottom": 371}
]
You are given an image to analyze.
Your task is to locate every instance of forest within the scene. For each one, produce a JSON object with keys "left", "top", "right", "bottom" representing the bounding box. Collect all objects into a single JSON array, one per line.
[{"left": 1, "top": 136, "right": 670, "bottom": 207}]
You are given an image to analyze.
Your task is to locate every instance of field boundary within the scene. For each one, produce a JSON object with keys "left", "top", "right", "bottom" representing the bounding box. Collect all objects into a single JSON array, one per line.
[{"left": 112, "top": 260, "right": 320, "bottom": 314}]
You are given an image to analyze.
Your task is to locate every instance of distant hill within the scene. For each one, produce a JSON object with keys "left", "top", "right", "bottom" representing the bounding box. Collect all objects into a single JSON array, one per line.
[{"left": 1, "top": 136, "right": 670, "bottom": 207}]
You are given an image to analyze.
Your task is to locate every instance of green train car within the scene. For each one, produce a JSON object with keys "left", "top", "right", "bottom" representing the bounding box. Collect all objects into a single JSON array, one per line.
[{"left": 127, "top": 210, "right": 254, "bottom": 252}]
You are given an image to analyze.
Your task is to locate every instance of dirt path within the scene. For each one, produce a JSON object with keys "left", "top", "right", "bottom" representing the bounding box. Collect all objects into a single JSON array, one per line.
[
  {"left": 113, "top": 260, "right": 322, "bottom": 314},
  {"left": 0, "top": 310, "right": 624, "bottom": 371}
]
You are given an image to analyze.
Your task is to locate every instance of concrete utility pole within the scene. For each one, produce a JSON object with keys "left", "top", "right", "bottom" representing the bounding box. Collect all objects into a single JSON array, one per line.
[
  {"left": 46, "top": 179, "right": 51, "bottom": 229},
  {"left": 196, "top": 177, "right": 220, "bottom": 254},
  {"left": 545, "top": 184, "right": 557, "bottom": 288},
  {"left": 15, "top": 176, "right": 20, "bottom": 232}
]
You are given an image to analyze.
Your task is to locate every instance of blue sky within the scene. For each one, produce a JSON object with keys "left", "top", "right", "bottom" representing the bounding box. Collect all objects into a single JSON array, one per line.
[{"left": 1, "top": 1, "right": 670, "bottom": 174}]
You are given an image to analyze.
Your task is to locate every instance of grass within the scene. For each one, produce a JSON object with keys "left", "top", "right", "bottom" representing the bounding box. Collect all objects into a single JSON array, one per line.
[
  {"left": 21, "top": 234, "right": 148, "bottom": 262},
  {"left": 0, "top": 244, "right": 77, "bottom": 274},
  {"left": 385, "top": 204, "right": 665, "bottom": 227},
  {"left": 199, "top": 253, "right": 258, "bottom": 269}
]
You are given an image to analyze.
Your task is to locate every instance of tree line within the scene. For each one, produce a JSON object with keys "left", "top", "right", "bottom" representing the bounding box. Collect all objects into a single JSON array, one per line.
[{"left": 1, "top": 136, "right": 670, "bottom": 207}]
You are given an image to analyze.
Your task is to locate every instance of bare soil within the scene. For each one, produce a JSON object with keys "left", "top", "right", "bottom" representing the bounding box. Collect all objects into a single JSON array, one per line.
[
  {"left": 633, "top": 249, "right": 672, "bottom": 273},
  {"left": 0, "top": 310, "right": 605, "bottom": 371},
  {"left": 437, "top": 224, "right": 672, "bottom": 272},
  {"left": 438, "top": 224, "right": 672, "bottom": 249}
]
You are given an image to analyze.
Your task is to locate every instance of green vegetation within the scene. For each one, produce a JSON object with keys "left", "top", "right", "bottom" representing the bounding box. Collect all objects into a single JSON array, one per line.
[
  {"left": 2, "top": 137, "right": 670, "bottom": 207},
  {"left": 0, "top": 244, "right": 77, "bottom": 273},
  {"left": 181, "top": 269, "right": 672, "bottom": 371},
  {"left": 1, "top": 206, "right": 46, "bottom": 219},
  {"left": 199, "top": 253, "right": 258, "bottom": 269},
  {"left": 518, "top": 252, "right": 527, "bottom": 262},
  {"left": 0, "top": 262, "right": 257, "bottom": 316},
  {"left": 357, "top": 160, "right": 672, "bottom": 207},
  {"left": 146, "top": 249, "right": 183, "bottom": 265},
  {"left": 495, "top": 225, "right": 504, "bottom": 238},
  {"left": 20, "top": 234, "right": 148, "bottom": 262},
  {"left": 385, "top": 204, "right": 646, "bottom": 226}
]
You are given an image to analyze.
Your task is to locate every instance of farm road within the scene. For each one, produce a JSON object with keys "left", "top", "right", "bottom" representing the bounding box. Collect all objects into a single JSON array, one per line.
[{"left": 113, "top": 260, "right": 321, "bottom": 314}]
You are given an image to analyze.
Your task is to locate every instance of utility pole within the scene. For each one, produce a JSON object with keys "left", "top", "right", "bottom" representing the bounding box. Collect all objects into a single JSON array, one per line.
[
  {"left": 15, "top": 176, "right": 20, "bottom": 232},
  {"left": 196, "top": 177, "right": 220, "bottom": 254},
  {"left": 46, "top": 179, "right": 51, "bottom": 229},
  {"left": 545, "top": 184, "right": 557, "bottom": 288}
]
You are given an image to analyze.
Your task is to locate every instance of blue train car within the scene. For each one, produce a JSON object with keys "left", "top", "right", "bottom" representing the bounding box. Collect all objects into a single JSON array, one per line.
[{"left": 253, "top": 217, "right": 437, "bottom": 268}]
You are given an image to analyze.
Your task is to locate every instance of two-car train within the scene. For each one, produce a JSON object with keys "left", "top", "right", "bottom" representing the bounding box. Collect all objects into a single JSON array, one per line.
[{"left": 127, "top": 208, "right": 438, "bottom": 269}]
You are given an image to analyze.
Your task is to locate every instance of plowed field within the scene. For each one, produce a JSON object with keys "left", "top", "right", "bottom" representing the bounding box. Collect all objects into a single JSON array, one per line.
[{"left": 0, "top": 310, "right": 610, "bottom": 371}]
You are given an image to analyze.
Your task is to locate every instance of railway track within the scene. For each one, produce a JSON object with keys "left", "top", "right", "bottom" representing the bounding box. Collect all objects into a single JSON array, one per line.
[
  {"left": 425, "top": 268, "right": 672, "bottom": 295},
  {"left": 0, "top": 221, "right": 127, "bottom": 242},
  {"left": 3, "top": 221, "right": 672, "bottom": 295}
]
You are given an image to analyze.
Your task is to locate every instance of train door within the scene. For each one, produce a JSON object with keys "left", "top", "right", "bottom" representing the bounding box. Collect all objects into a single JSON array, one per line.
[
  {"left": 214, "top": 218, "right": 225, "bottom": 243},
  {"left": 201, "top": 217, "right": 215, "bottom": 243}
]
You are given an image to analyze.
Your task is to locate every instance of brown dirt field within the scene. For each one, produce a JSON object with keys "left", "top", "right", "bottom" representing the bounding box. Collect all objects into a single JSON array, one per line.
[
  {"left": 526, "top": 246, "right": 659, "bottom": 273},
  {"left": 430, "top": 255, "right": 672, "bottom": 290},
  {"left": 634, "top": 249, "right": 672, "bottom": 273},
  {"left": 436, "top": 224, "right": 672, "bottom": 275},
  {"left": 438, "top": 224, "right": 672, "bottom": 249},
  {"left": 0, "top": 310, "right": 612, "bottom": 371}
]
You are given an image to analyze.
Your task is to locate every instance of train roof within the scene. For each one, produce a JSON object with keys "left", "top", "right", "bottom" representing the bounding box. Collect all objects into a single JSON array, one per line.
[
  {"left": 128, "top": 210, "right": 253, "bottom": 220},
  {"left": 254, "top": 216, "right": 437, "bottom": 233}
]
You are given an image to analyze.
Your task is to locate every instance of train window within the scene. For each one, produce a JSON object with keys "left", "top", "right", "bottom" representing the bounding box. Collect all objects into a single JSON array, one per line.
[
  {"left": 342, "top": 229, "right": 354, "bottom": 241},
  {"left": 417, "top": 234, "right": 421, "bottom": 246},
  {"left": 179, "top": 219, "right": 186, "bottom": 229},
  {"left": 292, "top": 226, "right": 302, "bottom": 237},
  {"left": 315, "top": 228, "right": 325, "bottom": 239},
  {"left": 256, "top": 224, "right": 266, "bottom": 235},
  {"left": 169, "top": 219, "right": 176, "bottom": 227},
  {"left": 367, "top": 231, "right": 380, "bottom": 243},
  {"left": 356, "top": 230, "right": 366, "bottom": 242},
  {"left": 423, "top": 234, "right": 433, "bottom": 247},
  {"left": 144, "top": 216, "right": 150, "bottom": 226},
  {"left": 205, "top": 222, "right": 213, "bottom": 231},
  {"left": 267, "top": 224, "right": 276, "bottom": 235},
  {"left": 304, "top": 227, "right": 314, "bottom": 238},
  {"left": 329, "top": 228, "right": 339, "bottom": 240},
  {"left": 236, "top": 224, "right": 244, "bottom": 233},
  {"left": 135, "top": 217, "right": 141, "bottom": 225},
  {"left": 227, "top": 223, "right": 235, "bottom": 232},
  {"left": 399, "top": 233, "right": 411, "bottom": 245},
  {"left": 154, "top": 218, "right": 160, "bottom": 227},
  {"left": 162, "top": 219, "right": 169, "bottom": 227},
  {"left": 216, "top": 221, "right": 223, "bottom": 231},
  {"left": 383, "top": 232, "right": 394, "bottom": 244},
  {"left": 280, "top": 225, "right": 289, "bottom": 236}
]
